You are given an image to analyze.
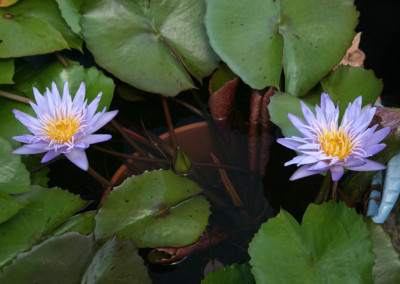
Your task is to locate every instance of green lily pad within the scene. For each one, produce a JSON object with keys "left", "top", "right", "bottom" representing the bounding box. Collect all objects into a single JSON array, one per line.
[
  {"left": 21, "top": 156, "right": 50, "bottom": 187},
  {"left": 269, "top": 66, "right": 383, "bottom": 138},
  {"left": 56, "top": 0, "right": 82, "bottom": 37},
  {"left": 0, "top": 137, "right": 30, "bottom": 194},
  {"left": 202, "top": 263, "right": 255, "bottom": 284},
  {"left": 49, "top": 211, "right": 96, "bottom": 237},
  {"left": 0, "top": 98, "right": 34, "bottom": 147},
  {"left": 0, "top": 232, "right": 97, "bottom": 283},
  {"left": 366, "top": 218, "right": 400, "bottom": 284},
  {"left": 81, "top": 0, "right": 219, "bottom": 96},
  {"left": 29, "top": 169, "right": 49, "bottom": 187},
  {"left": 205, "top": 0, "right": 358, "bottom": 96},
  {"left": 12, "top": 59, "right": 115, "bottom": 111},
  {"left": 82, "top": 236, "right": 151, "bottom": 284},
  {"left": 0, "top": 58, "right": 14, "bottom": 84},
  {"left": 249, "top": 201, "right": 374, "bottom": 284},
  {"left": 0, "top": 191, "right": 23, "bottom": 225},
  {"left": 0, "top": 0, "right": 81, "bottom": 58},
  {"left": 209, "top": 63, "right": 237, "bottom": 93},
  {"left": 268, "top": 91, "right": 320, "bottom": 138},
  {"left": 95, "top": 170, "right": 211, "bottom": 247},
  {"left": 0, "top": 185, "right": 87, "bottom": 267},
  {"left": 321, "top": 65, "right": 383, "bottom": 118}
]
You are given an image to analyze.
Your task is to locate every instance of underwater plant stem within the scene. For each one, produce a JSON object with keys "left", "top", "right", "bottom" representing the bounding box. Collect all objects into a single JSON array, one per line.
[
  {"left": 315, "top": 171, "right": 332, "bottom": 204},
  {"left": 259, "top": 87, "right": 275, "bottom": 176},
  {"left": 248, "top": 89, "right": 262, "bottom": 174},
  {"left": 332, "top": 180, "right": 338, "bottom": 201},
  {"left": 0, "top": 90, "right": 32, "bottom": 105},
  {"left": 210, "top": 152, "right": 244, "bottom": 208},
  {"left": 337, "top": 188, "right": 351, "bottom": 207},
  {"left": 93, "top": 146, "right": 169, "bottom": 163},
  {"left": 94, "top": 146, "right": 251, "bottom": 173},
  {"left": 195, "top": 161, "right": 252, "bottom": 174},
  {"left": 87, "top": 166, "right": 113, "bottom": 188},
  {"left": 28, "top": 155, "right": 63, "bottom": 173},
  {"left": 161, "top": 96, "right": 178, "bottom": 148},
  {"left": 110, "top": 120, "right": 148, "bottom": 157},
  {"left": 170, "top": 97, "right": 205, "bottom": 119},
  {"left": 55, "top": 52, "right": 69, "bottom": 67}
]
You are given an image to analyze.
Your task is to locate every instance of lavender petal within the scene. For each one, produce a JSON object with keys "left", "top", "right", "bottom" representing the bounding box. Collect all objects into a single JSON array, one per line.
[
  {"left": 12, "top": 110, "right": 41, "bottom": 133},
  {"left": 277, "top": 138, "right": 303, "bottom": 151},
  {"left": 309, "top": 160, "right": 330, "bottom": 171},
  {"left": 86, "top": 93, "right": 102, "bottom": 121},
  {"left": 289, "top": 164, "right": 324, "bottom": 181},
  {"left": 73, "top": 82, "right": 86, "bottom": 106},
  {"left": 287, "top": 113, "right": 313, "bottom": 138},
  {"left": 330, "top": 166, "right": 344, "bottom": 181},
  {"left": 343, "top": 158, "right": 366, "bottom": 168},
  {"left": 365, "top": 127, "right": 391, "bottom": 147},
  {"left": 79, "top": 134, "right": 112, "bottom": 145},
  {"left": 347, "top": 159, "right": 386, "bottom": 172},
  {"left": 364, "top": 144, "right": 387, "bottom": 157},
  {"left": 41, "top": 150, "right": 62, "bottom": 163},
  {"left": 65, "top": 150, "right": 89, "bottom": 170},
  {"left": 87, "top": 110, "right": 118, "bottom": 134},
  {"left": 12, "top": 134, "right": 35, "bottom": 143},
  {"left": 12, "top": 146, "right": 48, "bottom": 154}
]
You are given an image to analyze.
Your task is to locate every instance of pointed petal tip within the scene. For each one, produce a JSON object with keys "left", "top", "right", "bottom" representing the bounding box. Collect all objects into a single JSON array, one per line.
[{"left": 65, "top": 150, "right": 89, "bottom": 171}]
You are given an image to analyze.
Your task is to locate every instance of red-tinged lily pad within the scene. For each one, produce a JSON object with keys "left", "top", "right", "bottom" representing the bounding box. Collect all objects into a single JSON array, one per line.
[
  {"left": 95, "top": 169, "right": 211, "bottom": 248},
  {"left": 374, "top": 107, "right": 400, "bottom": 138}
]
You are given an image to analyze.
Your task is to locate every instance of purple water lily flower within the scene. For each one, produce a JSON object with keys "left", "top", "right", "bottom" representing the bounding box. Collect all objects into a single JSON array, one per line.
[
  {"left": 12, "top": 82, "right": 118, "bottom": 171},
  {"left": 277, "top": 93, "right": 391, "bottom": 181}
]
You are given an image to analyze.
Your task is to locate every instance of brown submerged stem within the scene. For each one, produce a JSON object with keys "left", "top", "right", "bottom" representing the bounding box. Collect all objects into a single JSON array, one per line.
[
  {"left": 162, "top": 96, "right": 178, "bottom": 148},
  {"left": 93, "top": 146, "right": 251, "bottom": 174},
  {"left": 210, "top": 152, "right": 244, "bottom": 208},
  {"left": 0, "top": 90, "right": 32, "bottom": 105},
  {"left": 110, "top": 120, "right": 148, "bottom": 157},
  {"left": 87, "top": 166, "right": 113, "bottom": 188},
  {"left": 93, "top": 146, "right": 169, "bottom": 163},
  {"left": 314, "top": 171, "right": 332, "bottom": 204},
  {"left": 55, "top": 52, "right": 69, "bottom": 67},
  {"left": 332, "top": 180, "right": 338, "bottom": 201}
]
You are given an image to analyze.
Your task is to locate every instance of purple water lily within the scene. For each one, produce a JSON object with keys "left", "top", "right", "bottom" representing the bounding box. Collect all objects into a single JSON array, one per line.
[
  {"left": 277, "top": 93, "right": 391, "bottom": 181},
  {"left": 12, "top": 82, "right": 118, "bottom": 171}
]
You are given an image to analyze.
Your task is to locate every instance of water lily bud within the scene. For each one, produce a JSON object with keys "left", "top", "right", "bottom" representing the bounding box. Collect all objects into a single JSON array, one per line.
[{"left": 172, "top": 146, "right": 192, "bottom": 175}]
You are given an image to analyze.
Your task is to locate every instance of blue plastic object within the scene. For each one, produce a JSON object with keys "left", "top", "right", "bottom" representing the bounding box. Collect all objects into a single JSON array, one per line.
[{"left": 367, "top": 153, "right": 400, "bottom": 223}]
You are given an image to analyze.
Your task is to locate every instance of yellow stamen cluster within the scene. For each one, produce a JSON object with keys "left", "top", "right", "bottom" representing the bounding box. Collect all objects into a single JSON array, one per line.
[
  {"left": 45, "top": 116, "right": 81, "bottom": 145},
  {"left": 318, "top": 128, "right": 354, "bottom": 160}
]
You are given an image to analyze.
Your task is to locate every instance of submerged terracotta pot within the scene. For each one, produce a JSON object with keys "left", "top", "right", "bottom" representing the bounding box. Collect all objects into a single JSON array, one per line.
[{"left": 111, "top": 121, "right": 245, "bottom": 186}]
